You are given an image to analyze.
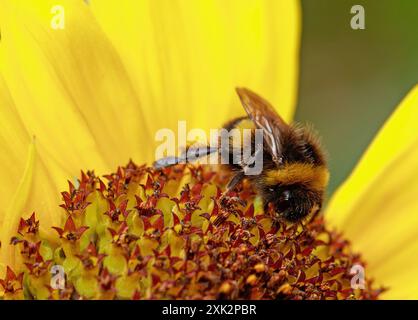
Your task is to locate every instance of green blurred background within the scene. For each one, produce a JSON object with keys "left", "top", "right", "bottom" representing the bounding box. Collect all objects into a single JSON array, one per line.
[{"left": 296, "top": 0, "right": 418, "bottom": 196}]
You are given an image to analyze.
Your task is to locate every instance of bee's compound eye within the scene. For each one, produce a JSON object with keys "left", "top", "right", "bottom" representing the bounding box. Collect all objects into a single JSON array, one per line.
[{"left": 276, "top": 190, "right": 291, "bottom": 212}]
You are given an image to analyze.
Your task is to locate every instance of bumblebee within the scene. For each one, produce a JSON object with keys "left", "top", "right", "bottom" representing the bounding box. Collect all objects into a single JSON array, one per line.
[{"left": 154, "top": 88, "right": 329, "bottom": 223}]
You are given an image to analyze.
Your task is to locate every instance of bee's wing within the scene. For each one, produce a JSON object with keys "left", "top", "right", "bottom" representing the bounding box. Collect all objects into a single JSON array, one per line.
[{"left": 236, "top": 87, "right": 289, "bottom": 165}]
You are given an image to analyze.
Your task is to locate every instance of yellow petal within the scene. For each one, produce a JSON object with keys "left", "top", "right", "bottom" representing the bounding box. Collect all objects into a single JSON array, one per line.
[
  {"left": 0, "top": 0, "right": 150, "bottom": 173},
  {"left": 90, "top": 0, "right": 300, "bottom": 141},
  {"left": 326, "top": 85, "right": 418, "bottom": 299},
  {"left": 0, "top": 140, "right": 35, "bottom": 269},
  {"left": 0, "top": 85, "right": 66, "bottom": 268},
  {"left": 0, "top": 74, "right": 31, "bottom": 219},
  {"left": 0, "top": 0, "right": 144, "bottom": 268}
]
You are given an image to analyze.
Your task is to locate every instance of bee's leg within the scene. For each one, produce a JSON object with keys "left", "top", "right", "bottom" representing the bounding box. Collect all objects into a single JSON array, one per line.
[
  {"left": 224, "top": 171, "right": 245, "bottom": 196},
  {"left": 153, "top": 146, "right": 217, "bottom": 169},
  {"left": 213, "top": 171, "right": 245, "bottom": 227},
  {"left": 271, "top": 218, "right": 281, "bottom": 233},
  {"left": 187, "top": 145, "right": 218, "bottom": 162},
  {"left": 293, "top": 222, "right": 307, "bottom": 240},
  {"left": 153, "top": 156, "right": 180, "bottom": 169},
  {"left": 293, "top": 207, "right": 321, "bottom": 240}
]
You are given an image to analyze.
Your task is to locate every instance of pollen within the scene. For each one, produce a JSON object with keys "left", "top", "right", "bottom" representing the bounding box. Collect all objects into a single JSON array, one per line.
[{"left": 0, "top": 162, "right": 384, "bottom": 300}]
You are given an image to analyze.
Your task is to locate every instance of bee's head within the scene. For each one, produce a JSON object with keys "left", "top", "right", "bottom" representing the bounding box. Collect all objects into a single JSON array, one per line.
[
  {"left": 262, "top": 162, "right": 329, "bottom": 222},
  {"left": 271, "top": 185, "right": 322, "bottom": 222}
]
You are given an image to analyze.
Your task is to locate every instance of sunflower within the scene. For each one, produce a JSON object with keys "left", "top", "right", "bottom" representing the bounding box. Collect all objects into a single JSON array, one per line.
[{"left": 0, "top": 0, "right": 416, "bottom": 300}]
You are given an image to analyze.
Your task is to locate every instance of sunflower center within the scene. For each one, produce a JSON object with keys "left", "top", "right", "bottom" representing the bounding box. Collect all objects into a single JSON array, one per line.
[{"left": 0, "top": 162, "right": 384, "bottom": 300}]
